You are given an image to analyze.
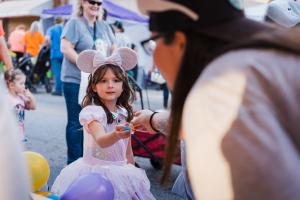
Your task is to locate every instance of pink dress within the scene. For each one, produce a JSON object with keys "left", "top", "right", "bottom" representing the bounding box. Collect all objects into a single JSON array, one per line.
[{"left": 51, "top": 105, "right": 155, "bottom": 200}]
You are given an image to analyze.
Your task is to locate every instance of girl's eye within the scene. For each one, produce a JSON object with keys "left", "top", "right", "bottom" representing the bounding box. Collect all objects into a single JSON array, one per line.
[
  {"left": 100, "top": 79, "right": 107, "bottom": 83},
  {"left": 114, "top": 79, "right": 121, "bottom": 83}
]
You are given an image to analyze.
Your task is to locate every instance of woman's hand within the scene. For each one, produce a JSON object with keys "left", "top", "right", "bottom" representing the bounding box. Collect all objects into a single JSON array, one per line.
[
  {"left": 61, "top": 38, "right": 78, "bottom": 64},
  {"left": 131, "top": 110, "right": 156, "bottom": 134}
]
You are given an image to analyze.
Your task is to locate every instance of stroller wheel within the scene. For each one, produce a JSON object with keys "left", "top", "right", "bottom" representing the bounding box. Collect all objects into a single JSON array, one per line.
[
  {"left": 45, "top": 84, "right": 52, "bottom": 93},
  {"left": 44, "top": 78, "right": 52, "bottom": 93},
  {"left": 150, "top": 158, "right": 163, "bottom": 170},
  {"left": 29, "top": 86, "right": 37, "bottom": 94}
]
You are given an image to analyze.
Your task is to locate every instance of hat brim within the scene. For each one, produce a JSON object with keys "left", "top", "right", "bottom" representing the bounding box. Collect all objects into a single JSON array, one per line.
[
  {"left": 76, "top": 50, "right": 97, "bottom": 73},
  {"left": 137, "top": 0, "right": 199, "bottom": 21},
  {"left": 137, "top": 0, "right": 276, "bottom": 43}
]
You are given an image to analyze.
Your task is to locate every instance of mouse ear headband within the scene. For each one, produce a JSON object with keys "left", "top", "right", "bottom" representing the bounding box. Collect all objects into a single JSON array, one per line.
[{"left": 76, "top": 47, "right": 137, "bottom": 74}]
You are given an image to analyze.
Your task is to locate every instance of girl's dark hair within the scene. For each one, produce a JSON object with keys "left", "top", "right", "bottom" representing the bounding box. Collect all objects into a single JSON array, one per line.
[
  {"left": 82, "top": 64, "right": 135, "bottom": 123},
  {"left": 4, "top": 68, "right": 25, "bottom": 86},
  {"left": 162, "top": 31, "right": 229, "bottom": 182}
]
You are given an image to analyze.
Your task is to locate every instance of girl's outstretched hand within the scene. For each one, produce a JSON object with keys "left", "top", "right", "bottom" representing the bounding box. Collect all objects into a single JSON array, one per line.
[{"left": 114, "top": 125, "right": 131, "bottom": 139}]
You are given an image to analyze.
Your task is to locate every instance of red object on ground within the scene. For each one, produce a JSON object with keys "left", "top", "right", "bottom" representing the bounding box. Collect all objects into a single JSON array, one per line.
[{"left": 131, "top": 130, "right": 181, "bottom": 169}]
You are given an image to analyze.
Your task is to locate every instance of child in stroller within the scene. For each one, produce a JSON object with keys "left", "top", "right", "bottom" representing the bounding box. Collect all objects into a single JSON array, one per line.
[{"left": 15, "top": 45, "right": 52, "bottom": 93}]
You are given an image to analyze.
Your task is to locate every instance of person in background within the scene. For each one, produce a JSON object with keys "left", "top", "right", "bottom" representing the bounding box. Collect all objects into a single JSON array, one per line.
[
  {"left": 266, "top": 0, "right": 300, "bottom": 27},
  {"left": 46, "top": 16, "right": 64, "bottom": 96},
  {"left": 0, "top": 20, "right": 13, "bottom": 70},
  {"left": 60, "top": 0, "right": 115, "bottom": 164},
  {"left": 148, "top": 65, "right": 169, "bottom": 109},
  {"left": 4, "top": 69, "right": 36, "bottom": 142},
  {"left": 8, "top": 24, "right": 26, "bottom": 62},
  {"left": 24, "top": 21, "right": 45, "bottom": 58},
  {"left": 111, "top": 21, "right": 131, "bottom": 48}
]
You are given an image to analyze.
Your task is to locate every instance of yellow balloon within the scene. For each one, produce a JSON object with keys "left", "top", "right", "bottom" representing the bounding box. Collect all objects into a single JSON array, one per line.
[{"left": 24, "top": 151, "right": 50, "bottom": 192}]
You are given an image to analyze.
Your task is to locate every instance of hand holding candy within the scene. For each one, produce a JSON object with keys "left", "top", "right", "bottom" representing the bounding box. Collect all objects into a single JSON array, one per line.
[
  {"left": 123, "top": 126, "right": 131, "bottom": 131},
  {"left": 115, "top": 125, "right": 131, "bottom": 139},
  {"left": 123, "top": 124, "right": 135, "bottom": 134}
]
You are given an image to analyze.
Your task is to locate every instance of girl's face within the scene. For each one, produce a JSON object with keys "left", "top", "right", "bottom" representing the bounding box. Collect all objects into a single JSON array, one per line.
[
  {"left": 82, "top": 0, "right": 101, "bottom": 18},
  {"left": 152, "top": 32, "right": 186, "bottom": 91},
  {"left": 10, "top": 75, "right": 26, "bottom": 95},
  {"left": 93, "top": 68, "right": 123, "bottom": 105}
]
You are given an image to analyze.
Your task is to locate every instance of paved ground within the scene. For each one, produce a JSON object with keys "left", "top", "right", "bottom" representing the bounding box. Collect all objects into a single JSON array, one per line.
[{"left": 24, "top": 85, "right": 183, "bottom": 200}]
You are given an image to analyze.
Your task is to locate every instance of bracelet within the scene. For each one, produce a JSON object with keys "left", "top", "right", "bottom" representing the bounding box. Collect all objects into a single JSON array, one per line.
[{"left": 149, "top": 111, "right": 160, "bottom": 133}]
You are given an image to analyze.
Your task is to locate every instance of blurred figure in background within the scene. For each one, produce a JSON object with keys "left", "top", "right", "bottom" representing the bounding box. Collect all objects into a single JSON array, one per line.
[
  {"left": 148, "top": 65, "right": 169, "bottom": 109},
  {"left": 8, "top": 24, "right": 26, "bottom": 62},
  {"left": 0, "top": 81, "right": 31, "bottom": 200},
  {"left": 266, "top": 0, "right": 300, "bottom": 27},
  {"left": 24, "top": 21, "right": 45, "bottom": 59},
  {"left": 4, "top": 69, "right": 36, "bottom": 142},
  {"left": 111, "top": 21, "right": 131, "bottom": 48},
  {"left": 46, "top": 16, "right": 64, "bottom": 96},
  {"left": 0, "top": 20, "right": 13, "bottom": 70}
]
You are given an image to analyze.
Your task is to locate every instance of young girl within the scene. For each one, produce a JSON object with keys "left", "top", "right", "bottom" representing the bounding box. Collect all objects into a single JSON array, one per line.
[
  {"left": 4, "top": 69, "right": 36, "bottom": 142},
  {"left": 51, "top": 48, "right": 155, "bottom": 200}
]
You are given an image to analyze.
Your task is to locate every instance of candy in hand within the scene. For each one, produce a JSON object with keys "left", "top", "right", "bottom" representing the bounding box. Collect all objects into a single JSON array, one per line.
[{"left": 123, "top": 126, "right": 131, "bottom": 131}]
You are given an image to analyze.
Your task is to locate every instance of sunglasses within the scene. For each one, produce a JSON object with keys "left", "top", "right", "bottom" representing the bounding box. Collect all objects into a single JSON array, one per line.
[
  {"left": 140, "top": 34, "right": 164, "bottom": 55},
  {"left": 86, "top": 0, "right": 102, "bottom": 6}
]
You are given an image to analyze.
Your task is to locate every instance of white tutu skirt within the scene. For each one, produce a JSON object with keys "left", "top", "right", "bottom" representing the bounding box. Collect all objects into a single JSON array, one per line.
[{"left": 51, "top": 158, "right": 155, "bottom": 200}]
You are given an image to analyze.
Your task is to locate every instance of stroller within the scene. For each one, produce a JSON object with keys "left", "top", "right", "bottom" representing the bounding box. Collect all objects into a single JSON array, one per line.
[
  {"left": 128, "top": 76, "right": 181, "bottom": 170},
  {"left": 15, "top": 46, "right": 52, "bottom": 93}
]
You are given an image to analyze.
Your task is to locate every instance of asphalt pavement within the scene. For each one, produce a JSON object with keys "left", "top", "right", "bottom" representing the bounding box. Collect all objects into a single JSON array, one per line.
[{"left": 24, "top": 85, "right": 183, "bottom": 200}]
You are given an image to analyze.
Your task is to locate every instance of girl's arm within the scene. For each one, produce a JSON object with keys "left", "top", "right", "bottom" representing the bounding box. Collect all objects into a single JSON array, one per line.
[
  {"left": 88, "top": 121, "right": 130, "bottom": 148},
  {"left": 61, "top": 38, "right": 78, "bottom": 64},
  {"left": 126, "top": 137, "right": 135, "bottom": 165},
  {"left": 24, "top": 89, "right": 36, "bottom": 110}
]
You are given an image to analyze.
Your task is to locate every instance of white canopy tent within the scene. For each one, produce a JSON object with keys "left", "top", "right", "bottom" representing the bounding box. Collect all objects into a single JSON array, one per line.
[{"left": 0, "top": 0, "right": 52, "bottom": 18}]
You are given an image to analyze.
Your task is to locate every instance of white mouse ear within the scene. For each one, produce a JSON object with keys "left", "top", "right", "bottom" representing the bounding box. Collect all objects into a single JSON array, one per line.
[
  {"left": 76, "top": 50, "right": 97, "bottom": 73},
  {"left": 116, "top": 47, "right": 138, "bottom": 71}
]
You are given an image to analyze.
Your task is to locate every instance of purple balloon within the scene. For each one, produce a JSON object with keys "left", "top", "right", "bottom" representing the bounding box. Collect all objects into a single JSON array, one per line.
[{"left": 61, "top": 173, "right": 114, "bottom": 200}]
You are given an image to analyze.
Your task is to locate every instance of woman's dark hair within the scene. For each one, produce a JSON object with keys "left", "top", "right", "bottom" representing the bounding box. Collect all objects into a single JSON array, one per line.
[
  {"left": 162, "top": 31, "right": 229, "bottom": 182},
  {"left": 82, "top": 64, "right": 135, "bottom": 123}
]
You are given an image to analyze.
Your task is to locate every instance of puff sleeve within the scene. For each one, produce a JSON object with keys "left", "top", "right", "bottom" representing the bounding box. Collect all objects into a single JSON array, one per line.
[{"left": 79, "top": 106, "right": 107, "bottom": 132}]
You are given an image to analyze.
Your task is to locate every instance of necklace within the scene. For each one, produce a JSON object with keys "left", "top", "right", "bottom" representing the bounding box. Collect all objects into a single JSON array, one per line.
[{"left": 82, "top": 16, "right": 96, "bottom": 42}]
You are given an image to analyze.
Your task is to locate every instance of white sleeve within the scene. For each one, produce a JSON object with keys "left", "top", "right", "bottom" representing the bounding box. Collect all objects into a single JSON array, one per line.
[{"left": 79, "top": 105, "right": 107, "bottom": 132}]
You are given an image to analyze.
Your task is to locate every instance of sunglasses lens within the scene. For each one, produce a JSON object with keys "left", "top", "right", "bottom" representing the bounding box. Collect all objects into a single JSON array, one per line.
[
  {"left": 88, "top": 0, "right": 101, "bottom": 6},
  {"left": 143, "top": 40, "right": 156, "bottom": 55}
]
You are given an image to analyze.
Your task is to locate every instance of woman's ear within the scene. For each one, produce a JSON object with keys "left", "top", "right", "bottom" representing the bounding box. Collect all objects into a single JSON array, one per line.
[
  {"left": 172, "top": 31, "right": 186, "bottom": 60},
  {"left": 174, "top": 31, "right": 187, "bottom": 52}
]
